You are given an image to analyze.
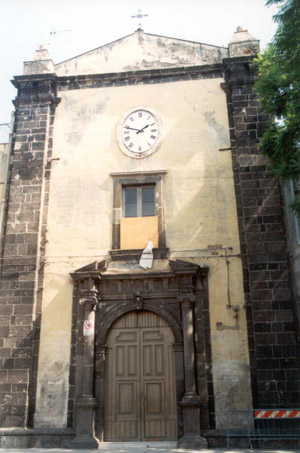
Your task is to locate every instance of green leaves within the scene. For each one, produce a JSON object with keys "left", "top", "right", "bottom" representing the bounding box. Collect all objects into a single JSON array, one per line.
[
  {"left": 255, "top": 0, "right": 300, "bottom": 214},
  {"left": 260, "top": 120, "right": 300, "bottom": 178}
]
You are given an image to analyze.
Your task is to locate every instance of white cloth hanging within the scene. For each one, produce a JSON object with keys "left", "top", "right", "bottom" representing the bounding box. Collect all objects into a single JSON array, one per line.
[{"left": 139, "top": 240, "right": 153, "bottom": 269}]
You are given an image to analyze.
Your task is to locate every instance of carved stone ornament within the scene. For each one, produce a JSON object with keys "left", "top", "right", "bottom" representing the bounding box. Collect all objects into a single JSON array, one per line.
[
  {"left": 133, "top": 291, "right": 144, "bottom": 311},
  {"left": 71, "top": 260, "right": 108, "bottom": 309},
  {"left": 78, "top": 277, "right": 99, "bottom": 309}
]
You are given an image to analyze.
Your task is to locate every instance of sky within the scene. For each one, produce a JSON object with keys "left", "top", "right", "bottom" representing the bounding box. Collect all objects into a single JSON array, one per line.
[{"left": 0, "top": 0, "right": 279, "bottom": 125}]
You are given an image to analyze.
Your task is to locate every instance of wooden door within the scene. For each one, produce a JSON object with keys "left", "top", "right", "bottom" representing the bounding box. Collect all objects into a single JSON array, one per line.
[{"left": 105, "top": 311, "right": 177, "bottom": 441}]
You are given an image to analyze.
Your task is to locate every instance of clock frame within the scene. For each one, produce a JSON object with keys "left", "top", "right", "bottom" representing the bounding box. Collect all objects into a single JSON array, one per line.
[{"left": 116, "top": 107, "right": 163, "bottom": 158}]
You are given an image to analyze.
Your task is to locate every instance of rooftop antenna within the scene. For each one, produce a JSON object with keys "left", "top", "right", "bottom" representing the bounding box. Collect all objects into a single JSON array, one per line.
[
  {"left": 47, "top": 29, "right": 72, "bottom": 46},
  {"left": 131, "top": 10, "right": 148, "bottom": 31},
  {"left": 50, "top": 29, "right": 72, "bottom": 39}
]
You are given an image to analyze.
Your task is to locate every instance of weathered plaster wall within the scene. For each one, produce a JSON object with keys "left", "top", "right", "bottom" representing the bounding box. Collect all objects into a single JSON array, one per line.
[
  {"left": 34, "top": 263, "right": 74, "bottom": 427},
  {"left": 34, "top": 77, "right": 251, "bottom": 429},
  {"left": 205, "top": 257, "right": 251, "bottom": 427},
  {"left": 55, "top": 31, "right": 228, "bottom": 76}
]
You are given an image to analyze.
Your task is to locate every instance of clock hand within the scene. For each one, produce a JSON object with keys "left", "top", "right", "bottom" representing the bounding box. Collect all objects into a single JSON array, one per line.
[
  {"left": 136, "top": 124, "right": 149, "bottom": 134},
  {"left": 124, "top": 126, "right": 140, "bottom": 131}
]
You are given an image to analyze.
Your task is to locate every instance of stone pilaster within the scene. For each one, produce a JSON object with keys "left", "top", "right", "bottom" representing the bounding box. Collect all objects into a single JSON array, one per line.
[
  {"left": 70, "top": 277, "right": 99, "bottom": 449},
  {"left": 178, "top": 292, "right": 207, "bottom": 449},
  {"left": 0, "top": 74, "right": 59, "bottom": 427}
]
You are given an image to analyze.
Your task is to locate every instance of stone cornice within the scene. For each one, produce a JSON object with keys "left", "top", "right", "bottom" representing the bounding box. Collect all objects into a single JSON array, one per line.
[
  {"left": 222, "top": 55, "right": 256, "bottom": 65},
  {"left": 223, "top": 55, "right": 259, "bottom": 87},
  {"left": 10, "top": 56, "right": 259, "bottom": 94},
  {"left": 11, "top": 73, "right": 58, "bottom": 88},
  {"left": 110, "top": 170, "right": 167, "bottom": 178},
  {"left": 57, "top": 63, "right": 224, "bottom": 91},
  {"left": 11, "top": 73, "right": 61, "bottom": 107}
]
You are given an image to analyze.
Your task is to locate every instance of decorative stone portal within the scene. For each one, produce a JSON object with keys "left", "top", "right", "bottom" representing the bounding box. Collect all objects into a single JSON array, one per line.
[{"left": 69, "top": 259, "right": 211, "bottom": 449}]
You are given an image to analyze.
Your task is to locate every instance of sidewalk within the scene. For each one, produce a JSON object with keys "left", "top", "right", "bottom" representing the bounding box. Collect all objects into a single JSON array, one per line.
[{"left": 0, "top": 443, "right": 300, "bottom": 453}]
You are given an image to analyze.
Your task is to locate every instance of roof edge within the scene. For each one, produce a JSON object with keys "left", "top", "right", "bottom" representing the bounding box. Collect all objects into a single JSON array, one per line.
[{"left": 55, "top": 30, "right": 228, "bottom": 67}]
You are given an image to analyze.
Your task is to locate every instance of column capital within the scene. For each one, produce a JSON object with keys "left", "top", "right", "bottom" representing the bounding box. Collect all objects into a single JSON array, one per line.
[
  {"left": 78, "top": 277, "right": 99, "bottom": 310},
  {"left": 177, "top": 293, "right": 196, "bottom": 304}
]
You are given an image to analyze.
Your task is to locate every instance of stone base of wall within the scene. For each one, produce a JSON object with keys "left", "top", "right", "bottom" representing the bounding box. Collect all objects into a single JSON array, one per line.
[
  {"left": 1, "top": 428, "right": 300, "bottom": 449},
  {"left": 0, "top": 428, "right": 75, "bottom": 449},
  {"left": 205, "top": 430, "right": 300, "bottom": 449},
  {"left": 0, "top": 428, "right": 228, "bottom": 449}
]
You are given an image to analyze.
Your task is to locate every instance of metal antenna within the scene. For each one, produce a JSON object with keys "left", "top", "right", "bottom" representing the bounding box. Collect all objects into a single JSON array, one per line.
[
  {"left": 131, "top": 10, "right": 148, "bottom": 31},
  {"left": 46, "top": 29, "right": 72, "bottom": 47},
  {"left": 49, "top": 29, "right": 72, "bottom": 39}
]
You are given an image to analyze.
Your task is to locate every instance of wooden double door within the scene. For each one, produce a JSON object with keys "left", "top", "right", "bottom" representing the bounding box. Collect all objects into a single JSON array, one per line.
[{"left": 105, "top": 311, "right": 177, "bottom": 441}]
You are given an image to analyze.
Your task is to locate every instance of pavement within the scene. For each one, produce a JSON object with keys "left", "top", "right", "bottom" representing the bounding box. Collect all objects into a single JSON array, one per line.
[{"left": 0, "top": 443, "right": 299, "bottom": 453}]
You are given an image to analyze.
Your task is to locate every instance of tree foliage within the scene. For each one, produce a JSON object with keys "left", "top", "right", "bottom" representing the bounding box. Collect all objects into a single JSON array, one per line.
[{"left": 255, "top": 0, "right": 300, "bottom": 213}]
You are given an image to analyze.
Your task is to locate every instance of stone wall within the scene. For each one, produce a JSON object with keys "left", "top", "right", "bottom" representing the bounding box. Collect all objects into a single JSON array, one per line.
[
  {"left": 224, "top": 56, "right": 300, "bottom": 408},
  {"left": 0, "top": 75, "right": 59, "bottom": 427}
]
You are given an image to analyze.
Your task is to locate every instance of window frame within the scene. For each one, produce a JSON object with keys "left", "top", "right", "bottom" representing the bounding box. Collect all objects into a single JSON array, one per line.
[
  {"left": 110, "top": 170, "right": 167, "bottom": 251},
  {"left": 123, "top": 185, "right": 156, "bottom": 218}
]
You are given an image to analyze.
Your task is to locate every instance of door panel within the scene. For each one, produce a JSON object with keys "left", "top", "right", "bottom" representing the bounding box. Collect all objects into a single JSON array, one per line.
[
  {"left": 105, "top": 311, "right": 177, "bottom": 441},
  {"left": 144, "top": 381, "right": 164, "bottom": 414},
  {"left": 117, "top": 382, "right": 136, "bottom": 415},
  {"left": 155, "top": 345, "right": 164, "bottom": 375},
  {"left": 128, "top": 346, "right": 138, "bottom": 376}
]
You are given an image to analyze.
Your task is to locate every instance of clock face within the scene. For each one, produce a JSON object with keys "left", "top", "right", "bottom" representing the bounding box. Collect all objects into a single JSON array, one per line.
[{"left": 117, "top": 108, "right": 162, "bottom": 158}]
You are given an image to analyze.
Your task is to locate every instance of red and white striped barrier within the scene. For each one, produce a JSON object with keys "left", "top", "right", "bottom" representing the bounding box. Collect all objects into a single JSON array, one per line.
[{"left": 255, "top": 410, "right": 300, "bottom": 419}]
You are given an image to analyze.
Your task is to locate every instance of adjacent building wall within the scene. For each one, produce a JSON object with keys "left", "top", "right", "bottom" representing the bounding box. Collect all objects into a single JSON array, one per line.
[{"left": 282, "top": 180, "right": 300, "bottom": 334}]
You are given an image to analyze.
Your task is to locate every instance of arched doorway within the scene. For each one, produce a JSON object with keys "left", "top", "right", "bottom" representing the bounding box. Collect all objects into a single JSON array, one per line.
[{"left": 104, "top": 310, "right": 177, "bottom": 441}]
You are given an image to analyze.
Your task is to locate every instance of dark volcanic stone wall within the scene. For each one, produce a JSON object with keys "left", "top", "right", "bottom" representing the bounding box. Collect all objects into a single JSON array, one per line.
[
  {"left": 224, "top": 57, "right": 300, "bottom": 408},
  {"left": 0, "top": 75, "right": 59, "bottom": 427}
]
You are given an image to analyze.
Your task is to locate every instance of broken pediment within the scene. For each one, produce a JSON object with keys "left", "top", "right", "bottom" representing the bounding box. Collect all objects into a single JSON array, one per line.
[
  {"left": 169, "top": 258, "right": 200, "bottom": 272},
  {"left": 71, "top": 260, "right": 108, "bottom": 280},
  {"left": 55, "top": 30, "right": 228, "bottom": 76},
  {"left": 169, "top": 259, "right": 208, "bottom": 280}
]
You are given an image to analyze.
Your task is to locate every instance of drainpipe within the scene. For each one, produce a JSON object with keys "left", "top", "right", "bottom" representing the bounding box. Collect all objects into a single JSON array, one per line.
[{"left": 0, "top": 112, "right": 15, "bottom": 252}]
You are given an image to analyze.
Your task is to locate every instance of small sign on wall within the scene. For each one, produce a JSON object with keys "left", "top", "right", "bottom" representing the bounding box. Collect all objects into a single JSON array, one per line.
[{"left": 83, "top": 319, "right": 94, "bottom": 336}]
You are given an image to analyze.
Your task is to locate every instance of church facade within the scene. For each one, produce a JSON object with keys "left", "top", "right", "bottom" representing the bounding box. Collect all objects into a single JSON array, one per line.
[{"left": 0, "top": 28, "right": 299, "bottom": 448}]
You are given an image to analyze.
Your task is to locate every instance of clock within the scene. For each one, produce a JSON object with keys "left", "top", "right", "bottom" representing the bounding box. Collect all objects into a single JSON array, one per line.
[{"left": 117, "top": 107, "right": 163, "bottom": 158}]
